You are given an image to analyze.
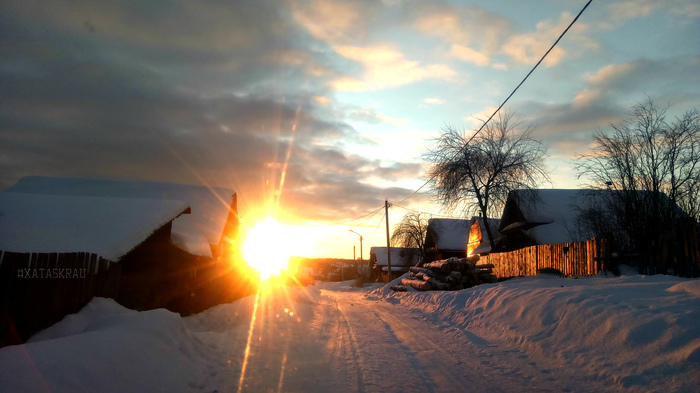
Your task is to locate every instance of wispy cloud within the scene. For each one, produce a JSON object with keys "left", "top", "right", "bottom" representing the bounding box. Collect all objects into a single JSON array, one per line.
[
  {"left": 332, "top": 45, "right": 456, "bottom": 90},
  {"left": 503, "top": 12, "right": 598, "bottom": 67}
]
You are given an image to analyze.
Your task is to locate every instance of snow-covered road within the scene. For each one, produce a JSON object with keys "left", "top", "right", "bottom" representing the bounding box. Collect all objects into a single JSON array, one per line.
[
  {"left": 2, "top": 272, "right": 699, "bottom": 393},
  {"left": 184, "top": 286, "right": 597, "bottom": 393}
]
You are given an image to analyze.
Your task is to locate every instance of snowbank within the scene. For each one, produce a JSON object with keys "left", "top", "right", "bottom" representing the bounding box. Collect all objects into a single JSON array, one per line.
[
  {"left": 0, "top": 298, "right": 210, "bottom": 393},
  {"left": 372, "top": 274, "right": 700, "bottom": 391}
]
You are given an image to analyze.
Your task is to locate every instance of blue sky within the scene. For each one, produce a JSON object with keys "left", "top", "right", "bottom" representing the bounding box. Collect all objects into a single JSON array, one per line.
[{"left": 1, "top": 0, "right": 699, "bottom": 257}]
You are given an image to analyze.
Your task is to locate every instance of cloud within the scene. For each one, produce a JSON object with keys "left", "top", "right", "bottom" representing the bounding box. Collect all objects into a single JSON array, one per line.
[
  {"left": 423, "top": 98, "right": 444, "bottom": 105},
  {"left": 449, "top": 45, "right": 490, "bottom": 66},
  {"left": 347, "top": 107, "right": 409, "bottom": 126},
  {"left": 332, "top": 45, "right": 456, "bottom": 90},
  {"left": 0, "top": 0, "right": 422, "bottom": 225},
  {"left": 514, "top": 56, "right": 700, "bottom": 160},
  {"left": 408, "top": 4, "right": 597, "bottom": 69},
  {"left": 502, "top": 12, "right": 598, "bottom": 67},
  {"left": 408, "top": 3, "right": 512, "bottom": 57},
  {"left": 288, "top": 0, "right": 379, "bottom": 45},
  {"left": 608, "top": 0, "right": 657, "bottom": 20}
]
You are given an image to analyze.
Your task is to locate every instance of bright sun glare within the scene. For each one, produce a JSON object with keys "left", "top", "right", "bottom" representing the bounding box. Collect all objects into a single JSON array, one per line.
[{"left": 243, "top": 218, "right": 305, "bottom": 280}]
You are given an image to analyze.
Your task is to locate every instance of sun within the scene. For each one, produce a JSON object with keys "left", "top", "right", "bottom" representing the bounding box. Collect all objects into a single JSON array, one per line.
[{"left": 243, "top": 218, "right": 306, "bottom": 280}]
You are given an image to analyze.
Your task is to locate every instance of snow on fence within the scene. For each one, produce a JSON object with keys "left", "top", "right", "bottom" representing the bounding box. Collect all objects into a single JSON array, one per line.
[
  {"left": 482, "top": 237, "right": 608, "bottom": 278},
  {"left": 0, "top": 251, "right": 120, "bottom": 347}
]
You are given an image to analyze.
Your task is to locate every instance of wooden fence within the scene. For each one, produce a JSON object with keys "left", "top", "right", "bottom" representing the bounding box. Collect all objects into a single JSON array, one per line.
[
  {"left": 481, "top": 237, "right": 609, "bottom": 278},
  {"left": 0, "top": 251, "right": 120, "bottom": 347}
]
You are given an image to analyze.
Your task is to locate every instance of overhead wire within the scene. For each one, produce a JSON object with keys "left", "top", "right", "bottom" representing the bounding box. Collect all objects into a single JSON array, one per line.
[
  {"left": 307, "top": 206, "right": 384, "bottom": 227},
  {"left": 313, "top": 206, "right": 385, "bottom": 250},
  {"left": 397, "top": 0, "right": 595, "bottom": 204}
]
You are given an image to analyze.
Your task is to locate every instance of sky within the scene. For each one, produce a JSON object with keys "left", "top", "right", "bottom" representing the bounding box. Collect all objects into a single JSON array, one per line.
[{"left": 1, "top": 0, "right": 699, "bottom": 258}]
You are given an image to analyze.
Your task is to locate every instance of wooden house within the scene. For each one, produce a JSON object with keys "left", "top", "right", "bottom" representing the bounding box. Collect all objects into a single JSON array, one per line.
[
  {"left": 497, "top": 189, "right": 614, "bottom": 251},
  {"left": 368, "top": 247, "right": 421, "bottom": 282},
  {"left": 0, "top": 191, "right": 189, "bottom": 346},
  {"left": 1, "top": 176, "right": 248, "bottom": 346},
  {"left": 424, "top": 218, "right": 471, "bottom": 262}
]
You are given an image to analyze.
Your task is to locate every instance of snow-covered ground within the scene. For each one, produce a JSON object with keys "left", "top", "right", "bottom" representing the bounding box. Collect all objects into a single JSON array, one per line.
[{"left": 1, "top": 269, "right": 698, "bottom": 393}]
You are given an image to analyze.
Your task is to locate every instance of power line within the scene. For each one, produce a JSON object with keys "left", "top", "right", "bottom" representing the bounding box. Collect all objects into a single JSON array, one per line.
[
  {"left": 307, "top": 206, "right": 384, "bottom": 227},
  {"left": 397, "top": 0, "right": 594, "bottom": 204},
  {"left": 393, "top": 203, "right": 466, "bottom": 220},
  {"left": 313, "top": 207, "right": 385, "bottom": 250},
  {"left": 366, "top": 212, "right": 386, "bottom": 241}
]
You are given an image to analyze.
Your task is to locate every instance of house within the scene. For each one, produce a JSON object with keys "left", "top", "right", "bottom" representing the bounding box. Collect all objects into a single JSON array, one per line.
[
  {"left": 368, "top": 247, "right": 420, "bottom": 281},
  {"left": 424, "top": 218, "right": 471, "bottom": 261},
  {"left": 4, "top": 176, "right": 240, "bottom": 261},
  {"left": 0, "top": 191, "right": 189, "bottom": 346},
  {"left": 496, "top": 189, "right": 623, "bottom": 251},
  {"left": 1, "top": 176, "right": 249, "bottom": 345},
  {"left": 467, "top": 216, "right": 502, "bottom": 256}
]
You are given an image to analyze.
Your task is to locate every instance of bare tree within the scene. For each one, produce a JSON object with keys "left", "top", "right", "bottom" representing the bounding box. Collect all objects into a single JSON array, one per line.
[
  {"left": 576, "top": 98, "right": 700, "bottom": 275},
  {"left": 425, "top": 110, "right": 550, "bottom": 250},
  {"left": 390, "top": 211, "right": 429, "bottom": 263}
]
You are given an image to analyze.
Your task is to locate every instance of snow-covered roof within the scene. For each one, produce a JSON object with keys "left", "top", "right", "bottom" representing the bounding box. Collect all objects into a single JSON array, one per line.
[
  {"left": 426, "top": 218, "right": 470, "bottom": 251},
  {"left": 4, "top": 176, "right": 236, "bottom": 257},
  {"left": 0, "top": 192, "right": 188, "bottom": 262},
  {"left": 499, "top": 189, "right": 600, "bottom": 245},
  {"left": 369, "top": 247, "right": 420, "bottom": 267}
]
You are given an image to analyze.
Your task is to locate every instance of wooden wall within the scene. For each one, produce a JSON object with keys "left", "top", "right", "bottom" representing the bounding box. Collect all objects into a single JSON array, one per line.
[
  {"left": 481, "top": 237, "right": 609, "bottom": 278},
  {"left": 0, "top": 251, "right": 120, "bottom": 348}
]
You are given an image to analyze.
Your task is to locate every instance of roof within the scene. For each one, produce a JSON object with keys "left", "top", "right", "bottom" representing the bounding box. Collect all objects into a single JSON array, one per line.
[
  {"left": 0, "top": 192, "right": 188, "bottom": 262},
  {"left": 499, "top": 189, "right": 600, "bottom": 245},
  {"left": 499, "top": 189, "right": 684, "bottom": 245},
  {"left": 426, "top": 218, "right": 470, "bottom": 251},
  {"left": 4, "top": 176, "right": 236, "bottom": 257},
  {"left": 369, "top": 247, "right": 420, "bottom": 267}
]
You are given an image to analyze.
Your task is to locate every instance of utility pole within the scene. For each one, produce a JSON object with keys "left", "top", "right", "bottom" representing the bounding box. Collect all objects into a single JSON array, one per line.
[
  {"left": 353, "top": 245, "right": 356, "bottom": 260},
  {"left": 349, "top": 230, "right": 363, "bottom": 260},
  {"left": 385, "top": 200, "right": 392, "bottom": 281}
]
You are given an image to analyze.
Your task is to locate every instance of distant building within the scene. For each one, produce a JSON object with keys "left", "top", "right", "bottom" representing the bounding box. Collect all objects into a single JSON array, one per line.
[{"left": 368, "top": 247, "right": 420, "bottom": 281}]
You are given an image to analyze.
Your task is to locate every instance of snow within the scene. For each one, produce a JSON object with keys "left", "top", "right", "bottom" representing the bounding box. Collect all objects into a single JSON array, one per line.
[
  {"left": 1, "top": 272, "right": 698, "bottom": 392},
  {"left": 0, "top": 192, "right": 188, "bottom": 261},
  {"left": 4, "top": 176, "right": 236, "bottom": 257},
  {"left": 427, "top": 218, "right": 470, "bottom": 251}
]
